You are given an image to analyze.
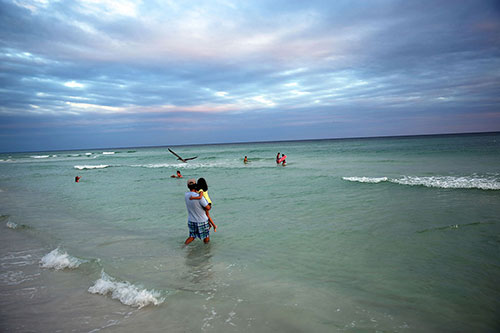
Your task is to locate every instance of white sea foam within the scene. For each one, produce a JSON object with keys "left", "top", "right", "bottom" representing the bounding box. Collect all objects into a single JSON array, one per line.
[
  {"left": 342, "top": 177, "right": 389, "bottom": 183},
  {"left": 6, "top": 221, "right": 18, "bottom": 229},
  {"left": 74, "top": 165, "right": 109, "bottom": 170},
  {"left": 102, "top": 152, "right": 115, "bottom": 155},
  {"left": 343, "top": 175, "right": 500, "bottom": 190},
  {"left": 40, "top": 248, "right": 85, "bottom": 270},
  {"left": 0, "top": 270, "right": 40, "bottom": 285},
  {"left": 132, "top": 163, "right": 175, "bottom": 168},
  {"left": 85, "top": 153, "right": 92, "bottom": 156},
  {"left": 88, "top": 271, "right": 165, "bottom": 309},
  {"left": 31, "top": 155, "right": 50, "bottom": 159},
  {"left": 392, "top": 176, "right": 500, "bottom": 190}
]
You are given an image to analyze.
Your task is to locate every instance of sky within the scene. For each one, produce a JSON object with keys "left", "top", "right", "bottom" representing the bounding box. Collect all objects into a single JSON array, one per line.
[{"left": 1, "top": 0, "right": 499, "bottom": 152}]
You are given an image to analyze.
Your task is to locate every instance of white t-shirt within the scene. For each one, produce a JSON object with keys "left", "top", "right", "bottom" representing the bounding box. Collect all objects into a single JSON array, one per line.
[{"left": 185, "top": 191, "right": 209, "bottom": 223}]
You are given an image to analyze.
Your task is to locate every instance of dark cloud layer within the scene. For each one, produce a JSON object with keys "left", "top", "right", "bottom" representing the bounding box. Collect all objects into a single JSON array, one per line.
[{"left": 0, "top": 0, "right": 499, "bottom": 152}]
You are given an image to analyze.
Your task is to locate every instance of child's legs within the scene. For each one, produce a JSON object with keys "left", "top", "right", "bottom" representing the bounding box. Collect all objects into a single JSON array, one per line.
[
  {"left": 207, "top": 212, "right": 215, "bottom": 225},
  {"left": 205, "top": 209, "right": 216, "bottom": 227}
]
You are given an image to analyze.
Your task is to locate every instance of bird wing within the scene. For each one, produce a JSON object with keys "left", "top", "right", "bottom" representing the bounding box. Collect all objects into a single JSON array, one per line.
[
  {"left": 168, "top": 148, "right": 184, "bottom": 161},
  {"left": 183, "top": 156, "right": 198, "bottom": 161}
]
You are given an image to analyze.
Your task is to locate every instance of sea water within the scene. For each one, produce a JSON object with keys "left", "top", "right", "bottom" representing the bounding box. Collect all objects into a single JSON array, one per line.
[{"left": 0, "top": 133, "right": 499, "bottom": 332}]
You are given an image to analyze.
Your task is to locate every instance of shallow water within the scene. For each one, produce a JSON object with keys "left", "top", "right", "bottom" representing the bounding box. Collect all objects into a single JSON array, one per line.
[{"left": 1, "top": 133, "right": 499, "bottom": 332}]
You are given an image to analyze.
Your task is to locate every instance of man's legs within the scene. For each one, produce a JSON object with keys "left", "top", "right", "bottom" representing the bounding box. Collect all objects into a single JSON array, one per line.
[{"left": 185, "top": 236, "right": 195, "bottom": 245}]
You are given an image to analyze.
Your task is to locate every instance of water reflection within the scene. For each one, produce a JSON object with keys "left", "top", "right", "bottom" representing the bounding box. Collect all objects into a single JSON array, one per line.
[{"left": 184, "top": 243, "right": 213, "bottom": 286}]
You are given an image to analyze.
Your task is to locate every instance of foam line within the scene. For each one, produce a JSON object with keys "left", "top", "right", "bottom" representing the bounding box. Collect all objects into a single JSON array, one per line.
[
  {"left": 88, "top": 271, "right": 165, "bottom": 309},
  {"left": 40, "top": 248, "right": 86, "bottom": 270}
]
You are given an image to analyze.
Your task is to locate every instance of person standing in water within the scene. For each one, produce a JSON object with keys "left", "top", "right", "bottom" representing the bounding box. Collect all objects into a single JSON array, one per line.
[
  {"left": 189, "top": 178, "right": 217, "bottom": 232},
  {"left": 276, "top": 152, "right": 281, "bottom": 164},
  {"left": 75, "top": 176, "right": 81, "bottom": 182},
  {"left": 184, "top": 179, "right": 211, "bottom": 244},
  {"left": 244, "top": 156, "right": 248, "bottom": 164}
]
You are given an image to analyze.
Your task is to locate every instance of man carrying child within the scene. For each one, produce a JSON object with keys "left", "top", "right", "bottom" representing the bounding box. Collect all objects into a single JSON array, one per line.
[{"left": 184, "top": 179, "right": 211, "bottom": 245}]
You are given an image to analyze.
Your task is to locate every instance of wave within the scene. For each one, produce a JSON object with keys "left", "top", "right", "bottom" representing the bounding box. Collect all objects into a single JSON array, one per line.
[
  {"left": 342, "top": 175, "right": 500, "bottom": 190},
  {"left": 6, "top": 220, "right": 18, "bottom": 229},
  {"left": 30, "top": 155, "right": 50, "bottom": 159},
  {"left": 342, "top": 177, "right": 388, "bottom": 183},
  {"left": 102, "top": 152, "right": 115, "bottom": 155},
  {"left": 133, "top": 163, "right": 176, "bottom": 169},
  {"left": 40, "top": 248, "right": 86, "bottom": 270},
  {"left": 88, "top": 271, "right": 165, "bottom": 309},
  {"left": 6, "top": 220, "right": 31, "bottom": 230},
  {"left": 417, "top": 222, "right": 494, "bottom": 233},
  {"left": 132, "top": 160, "right": 279, "bottom": 170},
  {"left": 74, "top": 165, "right": 110, "bottom": 170},
  {"left": 393, "top": 176, "right": 500, "bottom": 190}
]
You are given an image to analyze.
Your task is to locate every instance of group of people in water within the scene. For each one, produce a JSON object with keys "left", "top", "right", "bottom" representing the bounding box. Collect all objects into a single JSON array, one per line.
[
  {"left": 244, "top": 152, "right": 287, "bottom": 166},
  {"left": 75, "top": 151, "right": 288, "bottom": 245},
  {"left": 276, "top": 152, "right": 287, "bottom": 166}
]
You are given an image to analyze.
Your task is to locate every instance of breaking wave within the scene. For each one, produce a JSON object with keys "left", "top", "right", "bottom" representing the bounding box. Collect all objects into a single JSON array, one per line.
[
  {"left": 88, "top": 271, "right": 165, "bottom": 308},
  {"left": 40, "top": 248, "right": 86, "bottom": 270},
  {"left": 6, "top": 220, "right": 18, "bottom": 229},
  {"left": 342, "top": 177, "right": 388, "bottom": 183},
  {"left": 342, "top": 175, "right": 500, "bottom": 190},
  {"left": 74, "top": 165, "right": 110, "bottom": 170}
]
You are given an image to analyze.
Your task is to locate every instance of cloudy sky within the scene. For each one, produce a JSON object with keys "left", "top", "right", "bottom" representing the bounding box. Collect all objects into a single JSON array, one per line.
[{"left": 1, "top": 0, "right": 499, "bottom": 152}]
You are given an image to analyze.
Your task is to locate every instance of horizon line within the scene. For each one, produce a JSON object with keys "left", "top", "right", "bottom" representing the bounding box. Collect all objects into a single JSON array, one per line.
[{"left": 2, "top": 130, "right": 499, "bottom": 154}]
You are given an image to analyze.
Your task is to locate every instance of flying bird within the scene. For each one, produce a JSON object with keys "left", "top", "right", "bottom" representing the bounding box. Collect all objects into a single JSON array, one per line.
[{"left": 168, "top": 148, "right": 198, "bottom": 163}]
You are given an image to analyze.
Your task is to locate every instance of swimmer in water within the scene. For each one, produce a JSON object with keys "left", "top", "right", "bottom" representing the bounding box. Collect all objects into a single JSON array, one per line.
[{"left": 171, "top": 170, "right": 183, "bottom": 178}]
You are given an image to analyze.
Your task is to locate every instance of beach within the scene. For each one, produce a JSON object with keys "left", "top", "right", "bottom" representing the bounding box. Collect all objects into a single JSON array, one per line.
[{"left": 1, "top": 133, "right": 499, "bottom": 332}]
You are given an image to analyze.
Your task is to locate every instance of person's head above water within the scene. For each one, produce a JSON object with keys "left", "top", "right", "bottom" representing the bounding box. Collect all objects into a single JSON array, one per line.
[{"left": 197, "top": 178, "right": 208, "bottom": 191}]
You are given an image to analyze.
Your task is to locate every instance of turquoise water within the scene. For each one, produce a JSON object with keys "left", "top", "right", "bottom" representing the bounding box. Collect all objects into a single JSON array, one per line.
[{"left": 1, "top": 133, "right": 499, "bottom": 332}]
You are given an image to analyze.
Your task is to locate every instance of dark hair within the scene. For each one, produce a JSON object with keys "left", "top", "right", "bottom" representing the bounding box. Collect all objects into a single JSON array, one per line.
[
  {"left": 197, "top": 178, "right": 208, "bottom": 191},
  {"left": 188, "top": 183, "right": 197, "bottom": 190}
]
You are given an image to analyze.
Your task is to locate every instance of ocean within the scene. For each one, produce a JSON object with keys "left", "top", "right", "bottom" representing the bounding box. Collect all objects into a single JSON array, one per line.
[{"left": 1, "top": 133, "right": 499, "bottom": 332}]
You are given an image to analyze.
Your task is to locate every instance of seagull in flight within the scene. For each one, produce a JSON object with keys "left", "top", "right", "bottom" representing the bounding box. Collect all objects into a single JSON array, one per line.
[{"left": 168, "top": 148, "right": 198, "bottom": 163}]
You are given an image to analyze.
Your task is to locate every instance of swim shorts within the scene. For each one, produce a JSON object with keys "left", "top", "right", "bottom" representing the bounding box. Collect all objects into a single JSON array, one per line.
[{"left": 188, "top": 221, "right": 210, "bottom": 239}]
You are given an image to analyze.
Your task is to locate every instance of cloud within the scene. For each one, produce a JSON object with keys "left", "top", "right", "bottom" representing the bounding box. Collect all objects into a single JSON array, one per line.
[{"left": 0, "top": 0, "right": 499, "bottom": 151}]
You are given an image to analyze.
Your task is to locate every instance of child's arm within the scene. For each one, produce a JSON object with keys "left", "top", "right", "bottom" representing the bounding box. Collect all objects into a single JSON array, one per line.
[{"left": 189, "top": 190, "right": 203, "bottom": 200}]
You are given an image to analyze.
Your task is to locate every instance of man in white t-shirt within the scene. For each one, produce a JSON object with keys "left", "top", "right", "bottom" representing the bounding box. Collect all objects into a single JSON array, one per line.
[{"left": 184, "top": 179, "right": 210, "bottom": 245}]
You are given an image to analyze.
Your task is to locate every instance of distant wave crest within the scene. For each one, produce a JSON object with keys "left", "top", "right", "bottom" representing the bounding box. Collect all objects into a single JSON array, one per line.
[
  {"left": 88, "top": 271, "right": 165, "bottom": 309},
  {"left": 6, "top": 221, "right": 18, "bottom": 229},
  {"left": 74, "top": 164, "right": 109, "bottom": 170},
  {"left": 40, "top": 248, "right": 86, "bottom": 270},
  {"left": 342, "top": 177, "right": 388, "bottom": 183},
  {"left": 343, "top": 175, "right": 500, "bottom": 190}
]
